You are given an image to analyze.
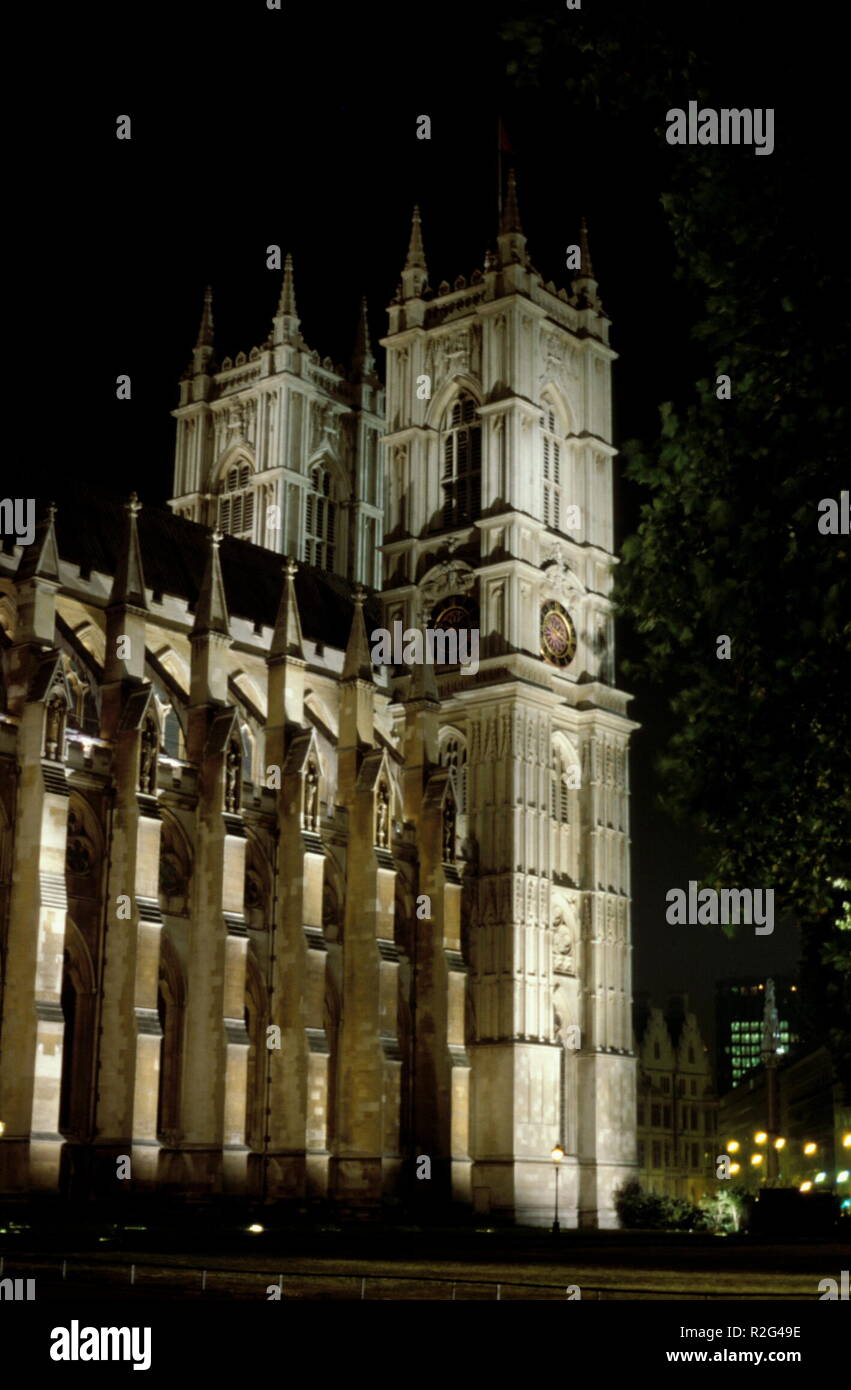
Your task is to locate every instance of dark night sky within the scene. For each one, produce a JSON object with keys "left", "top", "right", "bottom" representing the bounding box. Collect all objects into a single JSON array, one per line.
[{"left": 34, "top": 0, "right": 834, "bottom": 1060}]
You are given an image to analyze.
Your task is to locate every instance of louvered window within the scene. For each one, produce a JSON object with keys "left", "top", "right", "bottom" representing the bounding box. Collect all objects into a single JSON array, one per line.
[
  {"left": 441, "top": 394, "right": 481, "bottom": 528},
  {"left": 305, "top": 466, "right": 338, "bottom": 573},
  {"left": 541, "top": 405, "right": 564, "bottom": 534},
  {"left": 217, "top": 460, "right": 256, "bottom": 541}
]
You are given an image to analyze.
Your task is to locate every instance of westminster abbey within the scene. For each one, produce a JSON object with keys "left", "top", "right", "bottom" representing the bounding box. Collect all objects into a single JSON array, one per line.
[{"left": 0, "top": 178, "right": 637, "bottom": 1226}]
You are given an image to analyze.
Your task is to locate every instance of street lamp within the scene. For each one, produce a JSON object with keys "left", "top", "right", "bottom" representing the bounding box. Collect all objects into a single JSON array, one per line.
[
  {"left": 774, "top": 1137, "right": 786, "bottom": 1150},
  {"left": 754, "top": 1132, "right": 768, "bottom": 1145},
  {"left": 803, "top": 1142, "right": 817, "bottom": 1156},
  {"left": 726, "top": 1140, "right": 740, "bottom": 1153},
  {"left": 551, "top": 1145, "right": 564, "bottom": 1235}
]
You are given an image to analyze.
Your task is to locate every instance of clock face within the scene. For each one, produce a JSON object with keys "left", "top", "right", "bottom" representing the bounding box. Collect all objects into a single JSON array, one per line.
[{"left": 540, "top": 601, "right": 577, "bottom": 667}]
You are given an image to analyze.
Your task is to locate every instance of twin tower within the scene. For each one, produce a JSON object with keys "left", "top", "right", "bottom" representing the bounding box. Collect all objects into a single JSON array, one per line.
[{"left": 0, "top": 176, "right": 636, "bottom": 1225}]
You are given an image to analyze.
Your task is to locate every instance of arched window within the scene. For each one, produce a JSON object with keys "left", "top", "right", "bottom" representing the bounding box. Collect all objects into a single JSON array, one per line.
[
  {"left": 305, "top": 465, "right": 337, "bottom": 572},
  {"left": 550, "top": 735, "right": 578, "bottom": 881},
  {"left": 218, "top": 461, "right": 255, "bottom": 540},
  {"left": 541, "top": 405, "right": 563, "bottom": 531},
  {"left": 439, "top": 732, "right": 468, "bottom": 814},
  {"left": 441, "top": 394, "right": 481, "bottom": 528}
]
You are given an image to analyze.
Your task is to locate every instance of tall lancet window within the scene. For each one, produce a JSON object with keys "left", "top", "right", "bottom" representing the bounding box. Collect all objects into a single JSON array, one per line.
[
  {"left": 218, "top": 463, "right": 255, "bottom": 541},
  {"left": 441, "top": 394, "right": 481, "bottom": 528},
  {"left": 541, "top": 406, "right": 563, "bottom": 531},
  {"left": 305, "top": 465, "right": 337, "bottom": 572}
]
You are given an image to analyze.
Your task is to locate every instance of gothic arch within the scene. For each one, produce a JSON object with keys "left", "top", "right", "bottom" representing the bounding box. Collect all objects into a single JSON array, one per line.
[
  {"left": 438, "top": 725, "right": 468, "bottom": 816},
  {"left": 425, "top": 373, "right": 483, "bottom": 431},
  {"left": 212, "top": 445, "right": 256, "bottom": 490},
  {"left": 158, "top": 809, "right": 193, "bottom": 917},
  {"left": 65, "top": 792, "right": 104, "bottom": 892},
  {"left": 539, "top": 383, "right": 577, "bottom": 438},
  {"left": 244, "top": 829, "right": 272, "bottom": 932}
]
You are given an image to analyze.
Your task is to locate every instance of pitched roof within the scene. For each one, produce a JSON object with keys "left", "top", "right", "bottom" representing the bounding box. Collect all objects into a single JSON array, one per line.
[{"left": 31, "top": 486, "right": 380, "bottom": 651}]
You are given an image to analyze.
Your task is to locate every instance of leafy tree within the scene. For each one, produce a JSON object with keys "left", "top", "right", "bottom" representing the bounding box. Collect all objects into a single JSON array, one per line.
[{"left": 501, "top": 2, "right": 851, "bottom": 1089}]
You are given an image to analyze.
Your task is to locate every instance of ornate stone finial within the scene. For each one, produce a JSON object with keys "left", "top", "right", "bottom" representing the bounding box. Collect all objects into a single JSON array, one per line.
[
  {"left": 501, "top": 168, "right": 524, "bottom": 235},
  {"left": 48, "top": 501, "right": 57, "bottom": 522},
  {"left": 353, "top": 583, "right": 367, "bottom": 607},
  {"left": 285, "top": 555, "right": 298, "bottom": 578},
  {"left": 401, "top": 206, "right": 429, "bottom": 300},
  {"left": 277, "top": 253, "right": 298, "bottom": 318},
  {"left": 578, "top": 216, "right": 595, "bottom": 281},
  {"left": 212, "top": 528, "right": 223, "bottom": 548},
  {"left": 127, "top": 492, "right": 141, "bottom": 515},
  {"left": 352, "top": 294, "right": 376, "bottom": 379},
  {"left": 194, "top": 285, "right": 215, "bottom": 350}
]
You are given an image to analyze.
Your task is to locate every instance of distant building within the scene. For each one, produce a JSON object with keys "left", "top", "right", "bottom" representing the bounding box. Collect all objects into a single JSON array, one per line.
[
  {"left": 715, "top": 977, "right": 799, "bottom": 1093},
  {"left": 635, "top": 995, "right": 718, "bottom": 1203},
  {"left": 718, "top": 1046, "right": 851, "bottom": 1203}
]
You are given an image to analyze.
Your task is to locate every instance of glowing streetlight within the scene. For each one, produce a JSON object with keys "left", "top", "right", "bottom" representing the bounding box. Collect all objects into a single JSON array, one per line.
[
  {"left": 247, "top": 1223, "right": 264, "bottom": 1234},
  {"left": 837, "top": 1170, "right": 849, "bottom": 1183},
  {"left": 843, "top": 1134, "right": 851, "bottom": 1149},
  {"left": 551, "top": 1145, "right": 564, "bottom": 1236},
  {"left": 726, "top": 1141, "right": 740, "bottom": 1153},
  {"left": 774, "top": 1137, "right": 786, "bottom": 1150},
  {"left": 750, "top": 1153, "right": 763, "bottom": 1166},
  {"left": 800, "top": 1181, "right": 813, "bottom": 1192},
  {"left": 729, "top": 1162, "right": 741, "bottom": 1175},
  {"left": 814, "top": 1172, "right": 826, "bottom": 1183},
  {"left": 754, "top": 1132, "right": 767, "bottom": 1145},
  {"left": 803, "top": 1142, "right": 817, "bottom": 1156}
]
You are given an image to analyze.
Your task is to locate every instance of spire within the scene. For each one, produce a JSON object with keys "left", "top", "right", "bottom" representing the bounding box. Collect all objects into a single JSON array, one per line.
[
  {"left": 501, "top": 168, "right": 524, "bottom": 235},
  {"left": 191, "top": 286, "right": 215, "bottom": 376},
  {"left": 192, "top": 529, "right": 230, "bottom": 638},
  {"left": 17, "top": 502, "right": 61, "bottom": 583},
  {"left": 352, "top": 296, "right": 376, "bottom": 379},
  {"left": 109, "top": 493, "right": 148, "bottom": 610},
  {"left": 571, "top": 214, "right": 601, "bottom": 308},
  {"left": 270, "top": 557, "right": 305, "bottom": 661},
  {"left": 497, "top": 168, "right": 529, "bottom": 268},
  {"left": 342, "top": 584, "right": 374, "bottom": 683},
  {"left": 272, "top": 253, "right": 301, "bottom": 345},
  {"left": 195, "top": 285, "right": 214, "bottom": 349},
  {"left": 401, "top": 206, "right": 429, "bottom": 300},
  {"left": 277, "top": 253, "right": 298, "bottom": 317}
]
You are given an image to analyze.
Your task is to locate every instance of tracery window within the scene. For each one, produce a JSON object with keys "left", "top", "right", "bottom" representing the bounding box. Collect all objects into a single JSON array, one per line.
[
  {"left": 541, "top": 406, "right": 563, "bottom": 531},
  {"left": 439, "top": 733, "right": 468, "bottom": 814},
  {"left": 305, "top": 465, "right": 337, "bottom": 571},
  {"left": 441, "top": 395, "right": 481, "bottom": 528},
  {"left": 218, "top": 463, "right": 255, "bottom": 541}
]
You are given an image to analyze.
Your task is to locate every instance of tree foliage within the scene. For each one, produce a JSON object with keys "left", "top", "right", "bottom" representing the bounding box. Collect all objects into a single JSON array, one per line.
[{"left": 502, "top": 3, "right": 851, "bottom": 1083}]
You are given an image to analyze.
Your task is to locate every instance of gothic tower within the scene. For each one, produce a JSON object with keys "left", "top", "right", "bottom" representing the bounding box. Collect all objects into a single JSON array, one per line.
[
  {"left": 380, "top": 180, "right": 638, "bottom": 1226},
  {"left": 169, "top": 265, "right": 385, "bottom": 588}
]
